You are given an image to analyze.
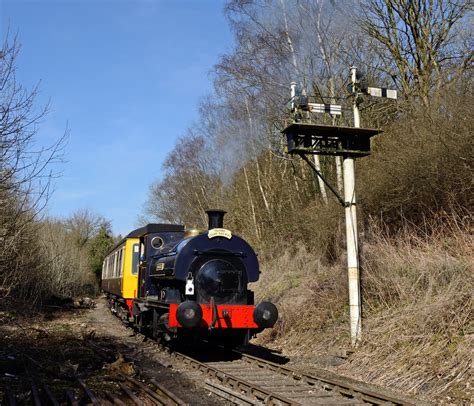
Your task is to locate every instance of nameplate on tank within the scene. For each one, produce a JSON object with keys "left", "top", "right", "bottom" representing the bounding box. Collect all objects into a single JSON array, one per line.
[{"left": 208, "top": 228, "right": 232, "bottom": 239}]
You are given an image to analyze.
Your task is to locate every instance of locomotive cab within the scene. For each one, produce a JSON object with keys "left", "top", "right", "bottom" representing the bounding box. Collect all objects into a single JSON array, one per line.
[{"left": 133, "top": 224, "right": 185, "bottom": 300}]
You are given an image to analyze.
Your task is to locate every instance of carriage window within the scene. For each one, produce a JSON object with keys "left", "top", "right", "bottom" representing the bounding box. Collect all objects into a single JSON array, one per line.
[
  {"left": 111, "top": 253, "right": 114, "bottom": 277},
  {"left": 117, "top": 250, "right": 120, "bottom": 277},
  {"left": 114, "top": 252, "right": 119, "bottom": 277},
  {"left": 116, "top": 251, "right": 120, "bottom": 277},
  {"left": 118, "top": 249, "right": 123, "bottom": 277},
  {"left": 132, "top": 244, "right": 139, "bottom": 275},
  {"left": 120, "top": 247, "right": 124, "bottom": 276}
]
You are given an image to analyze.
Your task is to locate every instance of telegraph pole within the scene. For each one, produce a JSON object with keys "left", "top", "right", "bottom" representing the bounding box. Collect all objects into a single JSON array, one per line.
[{"left": 345, "top": 66, "right": 362, "bottom": 345}]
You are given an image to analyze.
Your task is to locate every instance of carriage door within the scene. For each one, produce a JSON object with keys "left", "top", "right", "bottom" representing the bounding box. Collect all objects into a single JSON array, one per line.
[{"left": 138, "top": 240, "right": 147, "bottom": 298}]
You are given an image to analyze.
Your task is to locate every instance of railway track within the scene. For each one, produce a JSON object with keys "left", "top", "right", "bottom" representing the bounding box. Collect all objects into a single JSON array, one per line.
[
  {"left": 2, "top": 338, "right": 186, "bottom": 406},
  {"left": 165, "top": 344, "right": 428, "bottom": 406},
  {"left": 2, "top": 324, "right": 429, "bottom": 405},
  {"left": 4, "top": 375, "right": 186, "bottom": 405}
]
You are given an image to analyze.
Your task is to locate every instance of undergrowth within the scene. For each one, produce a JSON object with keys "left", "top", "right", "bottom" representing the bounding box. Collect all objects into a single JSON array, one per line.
[{"left": 254, "top": 215, "right": 473, "bottom": 403}]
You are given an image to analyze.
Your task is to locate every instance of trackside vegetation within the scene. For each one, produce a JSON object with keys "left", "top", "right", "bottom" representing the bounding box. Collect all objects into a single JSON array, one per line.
[{"left": 0, "top": 37, "right": 115, "bottom": 306}]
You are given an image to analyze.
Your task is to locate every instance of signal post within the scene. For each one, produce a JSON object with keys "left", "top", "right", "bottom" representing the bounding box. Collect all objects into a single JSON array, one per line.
[
  {"left": 282, "top": 66, "right": 395, "bottom": 345},
  {"left": 345, "top": 66, "right": 362, "bottom": 344}
]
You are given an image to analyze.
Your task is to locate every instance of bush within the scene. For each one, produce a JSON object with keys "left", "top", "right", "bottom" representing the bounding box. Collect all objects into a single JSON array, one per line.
[{"left": 359, "top": 82, "right": 473, "bottom": 228}]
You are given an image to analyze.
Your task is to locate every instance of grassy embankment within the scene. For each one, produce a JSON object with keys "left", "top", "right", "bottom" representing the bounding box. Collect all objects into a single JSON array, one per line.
[{"left": 254, "top": 217, "right": 473, "bottom": 403}]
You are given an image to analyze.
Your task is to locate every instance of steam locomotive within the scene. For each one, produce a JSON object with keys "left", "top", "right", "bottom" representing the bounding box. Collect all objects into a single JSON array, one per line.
[{"left": 101, "top": 210, "right": 278, "bottom": 346}]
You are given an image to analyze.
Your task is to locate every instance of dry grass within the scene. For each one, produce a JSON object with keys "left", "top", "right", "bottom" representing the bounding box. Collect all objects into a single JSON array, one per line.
[
  {"left": 254, "top": 245, "right": 350, "bottom": 352},
  {"left": 346, "top": 217, "right": 473, "bottom": 403},
  {"left": 362, "top": 216, "right": 472, "bottom": 313},
  {"left": 253, "top": 216, "right": 473, "bottom": 403}
]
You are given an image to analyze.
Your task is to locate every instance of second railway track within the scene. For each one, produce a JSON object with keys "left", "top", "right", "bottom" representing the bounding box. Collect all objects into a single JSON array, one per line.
[{"left": 163, "top": 343, "right": 428, "bottom": 406}]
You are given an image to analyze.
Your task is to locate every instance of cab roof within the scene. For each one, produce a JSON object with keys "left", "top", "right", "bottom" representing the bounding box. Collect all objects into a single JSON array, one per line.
[
  {"left": 107, "top": 223, "right": 184, "bottom": 255},
  {"left": 125, "top": 223, "right": 184, "bottom": 238}
]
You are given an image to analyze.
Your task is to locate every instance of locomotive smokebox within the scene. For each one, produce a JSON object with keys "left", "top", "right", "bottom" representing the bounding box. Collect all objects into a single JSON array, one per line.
[{"left": 206, "top": 209, "right": 226, "bottom": 229}]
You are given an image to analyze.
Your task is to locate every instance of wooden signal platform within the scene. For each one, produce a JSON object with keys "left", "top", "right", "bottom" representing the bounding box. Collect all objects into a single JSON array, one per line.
[{"left": 282, "top": 122, "right": 382, "bottom": 157}]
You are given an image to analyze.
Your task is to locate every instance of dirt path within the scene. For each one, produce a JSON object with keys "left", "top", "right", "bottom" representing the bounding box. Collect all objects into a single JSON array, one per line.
[
  {"left": 0, "top": 297, "right": 225, "bottom": 404},
  {"left": 87, "top": 297, "right": 229, "bottom": 404}
]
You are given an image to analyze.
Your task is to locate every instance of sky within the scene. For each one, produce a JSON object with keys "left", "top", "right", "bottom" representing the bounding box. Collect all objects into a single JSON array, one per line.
[{"left": 0, "top": 0, "right": 233, "bottom": 236}]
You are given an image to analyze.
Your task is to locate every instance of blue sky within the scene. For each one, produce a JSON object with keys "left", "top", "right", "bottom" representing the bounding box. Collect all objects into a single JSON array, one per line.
[{"left": 1, "top": 0, "right": 233, "bottom": 236}]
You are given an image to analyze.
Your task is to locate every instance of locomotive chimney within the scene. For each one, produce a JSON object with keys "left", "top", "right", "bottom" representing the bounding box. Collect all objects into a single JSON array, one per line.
[{"left": 206, "top": 209, "right": 226, "bottom": 229}]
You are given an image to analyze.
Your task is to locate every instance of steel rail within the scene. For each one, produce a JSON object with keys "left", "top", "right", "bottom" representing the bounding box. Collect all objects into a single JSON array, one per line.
[
  {"left": 119, "top": 382, "right": 142, "bottom": 405},
  {"left": 42, "top": 384, "right": 60, "bottom": 406},
  {"left": 77, "top": 378, "right": 101, "bottom": 406},
  {"left": 105, "top": 390, "right": 127, "bottom": 406},
  {"left": 169, "top": 350, "right": 301, "bottom": 405},
  {"left": 122, "top": 374, "right": 187, "bottom": 406},
  {"left": 204, "top": 380, "right": 259, "bottom": 405},
  {"left": 65, "top": 389, "right": 79, "bottom": 406},
  {"left": 30, "top": 383, "right": 41, "bottom": 406},
  {"left": 150, "top": 378, "right": 187, "bottom": 405}
]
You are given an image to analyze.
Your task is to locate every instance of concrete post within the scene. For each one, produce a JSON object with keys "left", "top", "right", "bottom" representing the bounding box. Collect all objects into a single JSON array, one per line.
[{"left": 345, "top": 66, "right": 362, "bottom": 346}]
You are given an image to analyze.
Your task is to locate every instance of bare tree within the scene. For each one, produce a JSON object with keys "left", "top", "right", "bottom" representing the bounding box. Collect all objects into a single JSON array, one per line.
[
  {"left": 0, "top": 35, "right": 66, "bottom": 304},
  {"left": 359, "top": 0, "right": 472, "bottom": 106},
  {"left": 142, "top": 133, "right": 223, "bottom": 228},
  {"left": 65, "top": 209, "right": 110, "bottom": 247},
  {"left": 37, "top": 211, "right": 113, "bottom": 300}
]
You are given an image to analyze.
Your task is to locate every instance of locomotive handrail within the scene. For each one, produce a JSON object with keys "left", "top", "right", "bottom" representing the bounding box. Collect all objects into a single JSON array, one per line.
[
  {"left": 193, "top": 249, "right": 246, "bottom": 257},
  {"left": 151, "top": 251, "right": 177, "bottom": 259}
]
